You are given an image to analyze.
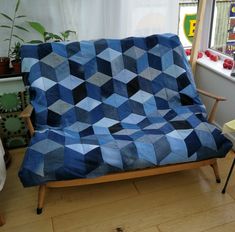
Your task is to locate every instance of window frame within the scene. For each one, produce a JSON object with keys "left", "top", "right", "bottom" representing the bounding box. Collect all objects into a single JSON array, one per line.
[
  {"left": 178, "top": 0, "right": 231, "bottom": 60},
  {"left": 178, "top": 0, "right": 199, "bottom": 48},
  {"left": 207, "top": 0, "right": 233, "bottom": 60}
]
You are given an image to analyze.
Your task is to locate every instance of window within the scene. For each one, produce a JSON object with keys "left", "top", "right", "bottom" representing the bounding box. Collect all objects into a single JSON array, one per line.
[
  {"left": 129, "top": 0, "right": 179, "bottom": 37},
  {"left": 178, "top": 0, "right": 198, "bottom": 48},
  {"left": 210, "top": 0, "right": 235, "bottom": 56}
]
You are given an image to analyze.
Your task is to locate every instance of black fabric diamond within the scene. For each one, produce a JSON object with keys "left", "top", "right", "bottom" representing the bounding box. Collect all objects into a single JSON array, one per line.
[
  {"left": 170, "top": 121, "right": 192, "bottom": 129},
  {"left": 109, "top": 123, "right": 123, "bottom": 133},
  {"left": 185, "top": 131, "right": 201, "bottom": 157},
  {"left": 127, "top": 77, "right": 139, "bottom": 97},
  {"left": 73, "top": 82, "right": 87, "bottom": 104},
  {"left": 180, "top": 93, "right": 194, "bottom": 105}
]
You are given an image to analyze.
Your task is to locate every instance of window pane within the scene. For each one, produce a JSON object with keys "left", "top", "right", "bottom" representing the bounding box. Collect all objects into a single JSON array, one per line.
[
  {"left": 178, "top": 0, "right": 198, "bottom": 48},
  {"left": 210, "top": 0, "right": 234, "bottom": 56},
  {"left": 130, "top": 0, "right": 179, "bottom": 36}
]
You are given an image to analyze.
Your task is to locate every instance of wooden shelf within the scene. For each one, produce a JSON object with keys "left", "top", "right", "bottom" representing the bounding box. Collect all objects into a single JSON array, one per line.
[{"left": 0, "top": 68, "right": 23, "bottom": 78}]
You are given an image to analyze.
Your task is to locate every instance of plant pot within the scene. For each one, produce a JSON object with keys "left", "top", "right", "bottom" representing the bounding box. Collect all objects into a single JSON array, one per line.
[
  {"left": 0, "top": 57, "right": 10, "bottom": 75},
  {"left": 11, "top": 60, "right": 21, "bottom": 74}
]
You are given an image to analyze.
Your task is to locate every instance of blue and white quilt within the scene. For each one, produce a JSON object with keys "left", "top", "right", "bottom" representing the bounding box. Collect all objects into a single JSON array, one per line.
[{"left": 19, "top": 34, "right": 232, "bottom": 187}]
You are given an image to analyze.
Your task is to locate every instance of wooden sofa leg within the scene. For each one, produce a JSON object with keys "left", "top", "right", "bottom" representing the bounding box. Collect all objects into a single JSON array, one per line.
[
  {"left": 211, "top": 160, "right": 221, "bottom": 183},
  {"left": 0, "top": 213, "right": 5, "bottom": 226},
  {"left": 37, "top": 185, "right": 46, "bottom": 215}
]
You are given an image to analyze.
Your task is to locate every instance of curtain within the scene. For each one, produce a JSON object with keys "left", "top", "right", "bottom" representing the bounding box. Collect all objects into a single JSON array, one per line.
[
  {"left": 78, "top": 0, "right": 179, "bottom": 40},
  {"left": 0, "top": 0, "right": 179, "bottom": 56}
]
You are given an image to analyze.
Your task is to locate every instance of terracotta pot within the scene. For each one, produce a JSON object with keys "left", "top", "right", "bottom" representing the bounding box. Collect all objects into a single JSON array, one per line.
[
  {"left": 0, "top": 57, "right": 10, "bottom": 75},
  {"left": 11, "top": 60, "right": 21, "bottom": 74}
]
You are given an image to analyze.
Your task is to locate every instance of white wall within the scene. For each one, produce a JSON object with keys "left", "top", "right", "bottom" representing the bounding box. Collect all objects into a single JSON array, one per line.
[{"left": 195, "top": 63, "right": 235, "bottom": 143}]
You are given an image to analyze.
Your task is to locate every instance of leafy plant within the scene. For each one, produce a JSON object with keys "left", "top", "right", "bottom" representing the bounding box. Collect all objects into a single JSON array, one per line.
[
  {"left": 28, "top": 21, "right": 76, "bottom": 43},
  {"left": 0, "top": 0, "right": 28, "bottom": 57},
  {"left": 10, "top": 41, "right": 21, "bottom": 61},
  {"left": 60, "top": 30, "right": 77, "bottom": 41}
]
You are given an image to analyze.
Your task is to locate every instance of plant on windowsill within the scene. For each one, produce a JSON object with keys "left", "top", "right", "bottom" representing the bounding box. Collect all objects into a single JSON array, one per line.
[
  {"left": 0, "top": 57, "right": 10, "bottom": 76},
  {"left": 27, "top": 21, "right": 76, "bottom": 43},
  {"left": 10, "top": 41, "right": 21, "bottom": 73},
  {"left": 0, "top": 0, "right": 28, "bottom": 75}
]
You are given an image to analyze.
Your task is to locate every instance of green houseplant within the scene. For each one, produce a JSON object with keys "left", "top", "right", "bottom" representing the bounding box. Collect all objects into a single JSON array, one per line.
[
  {"left": 28, "top": 21, "right": 76, "bottom": 43},
  {"left": 0, "top": 0, "right": 28, "bottom": 74}
]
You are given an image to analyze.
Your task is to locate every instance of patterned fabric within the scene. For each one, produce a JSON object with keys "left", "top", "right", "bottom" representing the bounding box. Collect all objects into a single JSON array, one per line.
[{"left": 19, "top": 34, "right": 232, "bottom": 187}]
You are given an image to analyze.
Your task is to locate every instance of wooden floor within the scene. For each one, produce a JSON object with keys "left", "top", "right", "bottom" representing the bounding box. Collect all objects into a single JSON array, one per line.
[{"left": 1, "top": 149, "right": 235, "bottom": 232}]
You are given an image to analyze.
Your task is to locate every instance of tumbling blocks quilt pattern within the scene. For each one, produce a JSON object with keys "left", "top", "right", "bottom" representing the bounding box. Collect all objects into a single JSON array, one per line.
[{"left": 19, "top": 34, "right": 232, "bottom": 186}]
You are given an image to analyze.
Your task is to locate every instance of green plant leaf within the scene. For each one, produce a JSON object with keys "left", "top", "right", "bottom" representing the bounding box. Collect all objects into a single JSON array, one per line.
[
  {"left": 4, "top": 38, "right": 10, "bottom": 41},
  {"left": 61, "top": 30, "right": 76, "bottom": 40},
  {"left": 0, "top": 25, "right": 11, "bottom": 28},
  {"left": 13, "top": 34, "right": 24, "bottom": 42},
  {"left": 16, "top": 15, "right": 26, "bottom": 18},
  {"left": 0, "top": 13, "right": 13, "bottom": 21},
  {"left": 64, "top": 30, "right": 76, "bottom": 34},
  {"left": 28, "top": 40, "right": 43, "bottom": 44},
  {"left": 14, "top": 25, "right": 29, "bottom": 32},
  {"left": 15, "top": 0, "right": 20, "bottom": 13},
  {"left": 44, "top": 32, "right": 54, "bottom": 42},
  {"left": 10, "top": 41, "right": 21, "bottom": 60},
  {"left": 28, "top": 21, "right": 45, "bottom": 35},
  {"left": 61, "top": 32, "right": 68, "bottom": 38},
  {"left": 53, "top": 34, "right": 63, "bottom": 41},
  {"left": 44, "top": 32, "right": 54, "bottom": 37}
]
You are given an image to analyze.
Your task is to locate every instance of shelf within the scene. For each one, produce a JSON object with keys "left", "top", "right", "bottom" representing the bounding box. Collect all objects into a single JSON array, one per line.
[{"left": 0, "top": 69, "right": 23, "bottom": 79}]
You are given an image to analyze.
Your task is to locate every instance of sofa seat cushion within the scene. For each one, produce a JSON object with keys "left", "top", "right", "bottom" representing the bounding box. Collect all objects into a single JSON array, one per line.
[{"left": 19, "top": 105, "right": 232, "bottom": 187}]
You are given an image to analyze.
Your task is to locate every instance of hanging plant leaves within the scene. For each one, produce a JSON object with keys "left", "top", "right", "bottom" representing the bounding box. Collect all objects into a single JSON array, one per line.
[
  {"left": 13, "top": 34, "right": 24, "bottom": 42},
  {"left": 15, "top": 0, "right": 20, "bottom": 13},
  {"left": 14, "top": 25, "right": 29, "bottom": 32},
  {"left": 0, "top": 13, "right": 13, "bottom": 21}
]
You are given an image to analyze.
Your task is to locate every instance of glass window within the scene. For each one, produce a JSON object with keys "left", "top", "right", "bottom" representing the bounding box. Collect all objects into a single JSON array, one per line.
[
  {"left": 210, "top": 0, "right": 235, "bottom": 56},
  {"left": 130, "top": 0, "right": 180, "bottom": 36},
  {"left": 178, "top": 0, "right": 198, "bottom": 48}
]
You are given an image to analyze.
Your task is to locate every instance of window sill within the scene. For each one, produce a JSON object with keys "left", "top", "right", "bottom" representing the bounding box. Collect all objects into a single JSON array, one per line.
[{"left": 196, "top": 55, "right": 235, "bottom": 83}]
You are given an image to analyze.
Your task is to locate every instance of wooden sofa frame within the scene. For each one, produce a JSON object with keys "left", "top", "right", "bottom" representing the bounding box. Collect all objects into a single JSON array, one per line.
[{"left": 20, "top": 88, "right": 227, "bottom": 214}]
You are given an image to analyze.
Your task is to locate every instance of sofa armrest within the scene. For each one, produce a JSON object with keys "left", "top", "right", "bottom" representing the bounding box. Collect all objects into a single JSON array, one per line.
[
  {"left": 0, "top": 213, "right": 5, "bottom": 226},
  {"left": 197, "top": 88, "right": 226, "bottom": 101},
  {"left": 20, "top": 104, "right": 35, "bottom": 137},
  {"left": 197, "top": 88, "right": 226, "bottom": 123},
  {"left": 20, "top": 104, "right": 33, "bottom": 118}
]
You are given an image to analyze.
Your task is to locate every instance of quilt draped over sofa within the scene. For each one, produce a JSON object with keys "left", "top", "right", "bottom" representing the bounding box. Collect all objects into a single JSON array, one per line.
[{"left": 19, "top": 34, "right": 232, "bottom": 187}]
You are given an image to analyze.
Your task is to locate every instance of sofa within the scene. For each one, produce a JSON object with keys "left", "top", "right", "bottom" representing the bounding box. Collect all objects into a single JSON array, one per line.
[{"left": 19, "top": 33, "right": 232, "bottom": 214}]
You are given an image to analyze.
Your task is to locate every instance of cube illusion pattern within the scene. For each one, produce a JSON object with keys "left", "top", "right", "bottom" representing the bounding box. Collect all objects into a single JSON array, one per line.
[{"left": 19, "top": 34, "right": 232, "bottom": 187}]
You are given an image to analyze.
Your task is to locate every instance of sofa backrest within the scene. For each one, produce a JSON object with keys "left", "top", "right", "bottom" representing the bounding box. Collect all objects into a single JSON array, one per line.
[{"left": 21, "top": 34, "right": 203, "bottom": 128}]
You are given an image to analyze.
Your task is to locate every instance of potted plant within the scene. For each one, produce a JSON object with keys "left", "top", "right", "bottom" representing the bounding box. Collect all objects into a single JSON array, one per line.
[
  {"left": 10, "top": 42, "right": 21, "bottom": 73},
  {"left": 0, "top": 0, "right": 28, "bottom": 74},
  {"left": 0, "top": 57, "right": 10, "bottom": 75}
]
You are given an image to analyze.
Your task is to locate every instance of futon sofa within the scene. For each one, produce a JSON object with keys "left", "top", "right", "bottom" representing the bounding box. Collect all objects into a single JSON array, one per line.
[{"left": 19, "top": 33, "right": 232, "bottom": 214}]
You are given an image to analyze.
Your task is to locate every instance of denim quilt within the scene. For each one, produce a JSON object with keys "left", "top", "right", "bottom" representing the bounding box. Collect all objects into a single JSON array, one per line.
[{"left": 19, "top": 34, "right": 232, "bottom": 187}]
